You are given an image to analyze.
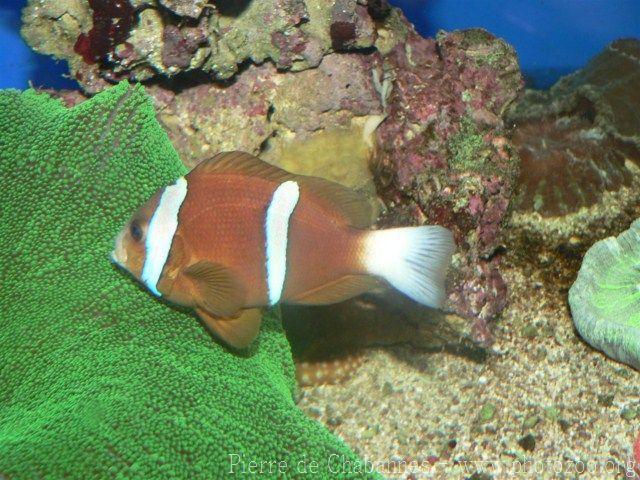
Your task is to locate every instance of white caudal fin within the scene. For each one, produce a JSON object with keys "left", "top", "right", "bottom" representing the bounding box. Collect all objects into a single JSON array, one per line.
[{"left": 363, "top": 225, "right": 455, "bottom": 309}]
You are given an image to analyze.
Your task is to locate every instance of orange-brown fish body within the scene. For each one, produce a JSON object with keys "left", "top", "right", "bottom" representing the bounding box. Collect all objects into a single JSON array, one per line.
[
  {"left": 172, "top": 172, "right": 364, "bottom": 305},
  {"left": 112, "top": 152, "right": 454, "bottom": 349}
]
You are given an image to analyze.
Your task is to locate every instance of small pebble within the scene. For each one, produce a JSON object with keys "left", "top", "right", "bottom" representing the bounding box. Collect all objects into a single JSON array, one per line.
[
  {"left": 558, "top": 418, "right": 572, "bottom": 432},
  {"left": 360, "top": 428, "right": 376, "bottom": 440},
  {"left": 307, "top": 406, "right": 322, "bottom": 418},
  {"left": 521, "top": 324, "right": 538, "bottom": 339},
  {"left": 597, "top": 393, "right": 615, "bottom": 407},
  {"left": 523, "top": 415, "right": 540, "bottom": 429},
  {"left": 518, "top": 433, "right": 536, "bottom": 452},
  {"left": 479, "top": 403, "right": 496, "bottom": 423},
  {"left": 621, "top": 407, "right": 638, "bottom": 421},
  {"left": 543, "top": 406, "right": 560, "bottom": 421},
  {"left": 382, "top": 380, "right": 395, "bottom": 395},
  {"left": 326, "top": 415, "right": 342, "bottom": 426},
  {"left": 467, "top": 473, "right": 493, "bottom": 480}
]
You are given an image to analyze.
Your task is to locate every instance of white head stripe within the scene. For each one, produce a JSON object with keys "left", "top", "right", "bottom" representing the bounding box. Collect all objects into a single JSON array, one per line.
[
  {"left": 265, "top": 180, "right": 300, "bottom": 305},
  {"left": 141, "top": 176, "right": 188, "bottom": 296}
]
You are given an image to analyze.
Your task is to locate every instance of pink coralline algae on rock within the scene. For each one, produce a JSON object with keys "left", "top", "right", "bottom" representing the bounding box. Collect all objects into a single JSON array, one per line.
[
  {"left": 634, "top": 432, "right": 640, "bottom": 477},
  {"left": 23, "top": 2, "right": 524, "bottom": 341},
  {"left": 373, "top": 28, "right": 522, "bottom": 332}
]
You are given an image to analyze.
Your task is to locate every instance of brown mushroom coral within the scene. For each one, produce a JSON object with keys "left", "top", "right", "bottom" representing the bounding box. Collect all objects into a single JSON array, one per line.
[{"left": 507, "top": 39, "right": 640, "bottom": 282}]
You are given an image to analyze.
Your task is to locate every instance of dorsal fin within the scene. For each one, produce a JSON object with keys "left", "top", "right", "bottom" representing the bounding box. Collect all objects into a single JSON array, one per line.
[
  {"left": 189, "top": 151, "right": 375, "bottom": 228},
  {"left": 189, "top": 151, "right": 292, "bottom": 183},
  {"left": 298, "top": 176, "right": 375, "bottom": 228}
]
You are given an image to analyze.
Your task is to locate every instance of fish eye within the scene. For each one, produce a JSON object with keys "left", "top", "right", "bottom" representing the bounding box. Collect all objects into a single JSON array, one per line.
[{"left": 130, "top": 222, "right": 143, "bottom": 242}]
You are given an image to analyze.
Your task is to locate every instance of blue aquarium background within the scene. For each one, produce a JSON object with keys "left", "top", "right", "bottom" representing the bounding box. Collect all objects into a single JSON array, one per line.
[{"left": 1, "top": 0, "right": 638, "bottom": 90}]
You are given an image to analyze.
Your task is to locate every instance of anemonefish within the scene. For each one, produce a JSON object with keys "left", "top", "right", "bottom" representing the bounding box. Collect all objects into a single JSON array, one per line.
[{"left": 111, "top": 152, "right": 454, "bottom": 349}]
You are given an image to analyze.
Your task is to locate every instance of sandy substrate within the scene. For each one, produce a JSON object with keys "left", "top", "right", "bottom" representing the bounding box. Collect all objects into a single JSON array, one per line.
[{"left": 297, "top": 259, "right": 640, "bottom": 479}]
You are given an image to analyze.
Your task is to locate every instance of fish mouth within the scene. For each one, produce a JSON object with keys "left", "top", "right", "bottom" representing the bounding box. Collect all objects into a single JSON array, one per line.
[{"left": 111, "top": 230, "right": 127, "bottom": 267}]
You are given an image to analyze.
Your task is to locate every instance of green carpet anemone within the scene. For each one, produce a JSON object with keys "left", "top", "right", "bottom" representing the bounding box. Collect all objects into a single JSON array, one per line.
[
  {"left": 0, "top": 82, "right": 373, "bottom": 478},
  {"left": 569, "top": 219, "right": 640, "bottom": 370}
]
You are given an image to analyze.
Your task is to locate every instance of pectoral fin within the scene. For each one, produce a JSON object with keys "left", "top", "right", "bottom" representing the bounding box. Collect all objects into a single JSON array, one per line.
[
  {"left": 196, "top": 308, "right": 262, "bottom": 349},
  {"left": 184, "top": 261, "right": 246, "bottom": 318}
]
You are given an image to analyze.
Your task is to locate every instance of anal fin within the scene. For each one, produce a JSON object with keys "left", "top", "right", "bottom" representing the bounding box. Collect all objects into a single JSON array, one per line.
[
  {"left": 196, "top": 308, "right": 262, "bottom": 349},
  {"left": 289, "top": 275, "right": 379, "bottom": 305}
]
